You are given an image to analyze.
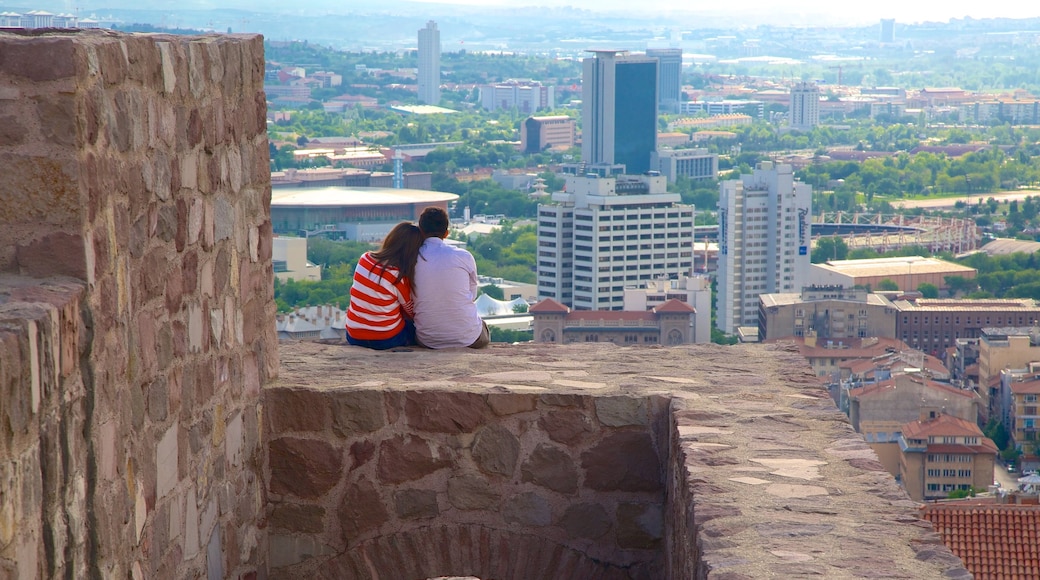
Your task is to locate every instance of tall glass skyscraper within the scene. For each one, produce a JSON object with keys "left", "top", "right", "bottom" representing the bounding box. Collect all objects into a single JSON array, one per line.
[
  {"left": 646, "top": 48, "right": 682, "bottom": 114},
  {"left": 581, "top": 50, "right": 658, "bottom": 175},
  {"left": 417, "top": 21, "right": 440, "bottom": 105}
]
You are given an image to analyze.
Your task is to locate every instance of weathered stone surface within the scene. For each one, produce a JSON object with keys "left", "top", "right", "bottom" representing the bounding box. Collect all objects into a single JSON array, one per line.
[
  {"left": 502, "top": 492, "right": 551, "bottom": 527},
  {"left": 0, "top": 37, "right": 77, "bottom": 81},
  {"left": 405, "top": 392, "right": 489, "bottom": 433},
  {"left": 582, "top": 431, "right": 663, "bottom": 492},
  {"left": 0, "top": 115, "right": 26, "bottom": 146},
  {"left": 376, "top": 435, "right": 452, "bottom": 484},
  {"left": 557, "top": 503, "right": 612, "bottom": 540},
  {"left": 331, "top": 391, "right": 385, "bottom": 436},
  {"left": 447, "top": 476, "right": 500, "bottom": 511},
  {"left": 394, "top": 489, "right": 439, "bottom": 519},
  {"left": 539, "top": 409, "right": 595, "bottom": 445},
  {"left": 471, "top": 424, "right": 519, "bottom": 478},
  {"left": 338, "top": 478, "right": 389, "bottom": 542},
  {"left": 349, "top": 440, "right": 375, "bottom": 471},
  {"left": 269, "top": 503, "right": 325, "bottom": 534},
  {"left": 266, "top": 388, "right": 329, "bottom": 433},
  {"left": 269, "top": 437, "right": 343, "bottom": 499},
  {"left": 616, "top": 502, "right": 663, "bottom": 550},
  {"left": 595, "top": 396, "right": 648, "bottom": 427},
  {"left": 486, "top": 394, "right": 537, "bottom": 416},
  {"left": 521, "top": 444, "right": 578, "bottom": 494},
  {"left": 15, "top": 232, "right": 86, "bottom": 280}
]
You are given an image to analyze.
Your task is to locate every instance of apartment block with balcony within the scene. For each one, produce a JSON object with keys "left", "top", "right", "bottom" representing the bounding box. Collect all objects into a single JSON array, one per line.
[
  {"left": 974, "top": 324, "right": 1040, "bottom": 423},
  {"left": 898, "top": 413, "right": 997, "bottom": 502},
  {"left": 1010, "top": 376, "right": 1040, "bottom": 472},
  {"left": 758, "top": 285, "right": 896, "bottom": 342}
]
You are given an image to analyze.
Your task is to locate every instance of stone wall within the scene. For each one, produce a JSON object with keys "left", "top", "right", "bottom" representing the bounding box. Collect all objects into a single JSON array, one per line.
[
  {"left": 264, "top": 387, "right": 672, "bottom": 579},
  {"left": 0, "top": 30, "right": 275, "bottom": 578}
]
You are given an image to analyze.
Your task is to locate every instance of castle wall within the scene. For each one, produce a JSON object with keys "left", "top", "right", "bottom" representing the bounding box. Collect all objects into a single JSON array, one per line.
[{"left": 0, "top": 30, "right": 275, "bottom": 578}]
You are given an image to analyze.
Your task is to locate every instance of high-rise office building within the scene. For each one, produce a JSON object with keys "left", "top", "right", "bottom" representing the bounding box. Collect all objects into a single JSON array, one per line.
[
  {"left": 717, "top": 162, "right": 811, "bottom": 334},
  {"left": 537, "top": 173, "right": 694, "bottom": 310},
  {"left": 789, "top": 82, "right": 820, "bottom": 130},
  {"left": 880, "top": 19, "right": 896, "bottom": 43},
  {"left": 582, "top": 50, "right": 658, "bottom": 174},
  {"left": 417, "top": 21, "right": 440, "bottom": 105},
  {"left": 646, "top": 48, "right": 682, "bottom": 114}
]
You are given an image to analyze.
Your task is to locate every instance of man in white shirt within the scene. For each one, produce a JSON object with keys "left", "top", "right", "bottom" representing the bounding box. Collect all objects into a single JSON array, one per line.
[{"left": 413, "top": 207, "right": 490, "bottom": 349}]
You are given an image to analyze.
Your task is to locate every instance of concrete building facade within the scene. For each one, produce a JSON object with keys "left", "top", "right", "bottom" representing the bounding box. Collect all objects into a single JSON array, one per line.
[
  {"left": 789, "top": 82, "right": 820, "bottom": 130},
  {"left": 417, "top": 20, "right": 441, "bottom": 105},
  {"left": 272, "top": 237, "right": 321, "bottom": 282},
  {"left": 537, "top": 173, "right": 694, "bottom": 310},
  {"left": 809, "top": 255, "right": 977, "bottom": 294},
  {"left": 582, "top": 50, "right": 658, "bottom": 174},
  {"left": 717, "top": 162, "right": 811, "bottom": 333},
  {"left": 646, "top": 48, "right": 682, "bottom": 113},
  {"left": 650, "top": 148, "right": 718, "bottom": 183},
  {"left": 893, "top": 299, "right": 1040, "bottom": 358},
  {"left": 521, "top": 115, "right": 576, "bottom": 154},
  {"left": 623, "top": 275, "right": 712, "bottom": 343},
  {"left": 481, "top": 80, "right": 554, "bottom": 113},
  {"left": 758, "top": 285, "right": 897, "bottom": 341},
  {"left": 898, "top": 413, "right": 998, "bottom": 502}
]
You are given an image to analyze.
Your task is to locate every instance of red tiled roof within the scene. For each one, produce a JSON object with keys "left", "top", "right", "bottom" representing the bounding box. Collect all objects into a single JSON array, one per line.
[
  {"left": 529, "top": 299, "right": 569, "bottom": 313},
  {"left": 902, "top": 414, "right": 985, "bottom": 439},
  {"left": 849, "top": 376, "right": 975, "bottom": 400},
  {"left": 926, "top": 442, "right": 999, "bottom": 454},
  {"left": 921, "top": 502, "right": 1040, "bottom": 580},
  {"left": 1012, "top": 379, "right": 1040, "bottom": 395},
  {"left": 653, "top": 299, "right": 695, "bottom": 314}
]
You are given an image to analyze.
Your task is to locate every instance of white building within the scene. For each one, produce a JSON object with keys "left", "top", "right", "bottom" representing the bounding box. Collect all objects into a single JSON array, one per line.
[
  {"left": 789, "top": 82, "right": 820, "bottom": 130},
  {"left": 417, "top": 21, "right": 441, "bottom": 105},
  {"left": 537, "top": 173, "right": 695, "bottom": 310},
  {"left": 623, "top": 275, "right": 712, "bottom": 343},
  {"left": 480, "top": 80, "right": 554, "bottom": 113},
  {"left": 717, "top": 162, "right": 812, "bottom": 334},
  {"left": 651, "top": 148, "right": 718, "bottom": 183},
  {"left": 273, "top": 237, "right": 321, "bottom": 282}
]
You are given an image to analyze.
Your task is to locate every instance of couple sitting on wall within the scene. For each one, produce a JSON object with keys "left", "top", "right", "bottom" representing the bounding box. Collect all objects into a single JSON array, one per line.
[{"left": 344, "top": 206, "right": 491, "bottom": 350}]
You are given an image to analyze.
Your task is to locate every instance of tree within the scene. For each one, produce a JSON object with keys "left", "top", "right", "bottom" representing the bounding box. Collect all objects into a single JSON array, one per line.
[
  {"left": 917, "top": 282, "right": 939, "bottom": 298},
  {"left": 479, "top": 284, "right": 505, "bottom": 300},
  {"left": 877, "top": 279, "right": 899, "bottom": 291},
  {"left": 811, "top": 236, "right": 849, "bottom": 263}
]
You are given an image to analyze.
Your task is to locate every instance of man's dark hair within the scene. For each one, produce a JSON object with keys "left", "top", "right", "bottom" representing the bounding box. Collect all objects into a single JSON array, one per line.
[{"left": 418, "top": 206, "right": 450, "bottom": 238}]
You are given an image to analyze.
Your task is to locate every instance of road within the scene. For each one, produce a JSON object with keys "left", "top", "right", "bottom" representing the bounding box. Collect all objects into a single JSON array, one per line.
[
  {"left": 891, "top": 190, "right": 1040, "bottom": 210},
  {"left": 993, "top": 460, "right": 1021, "bottom": 491}
]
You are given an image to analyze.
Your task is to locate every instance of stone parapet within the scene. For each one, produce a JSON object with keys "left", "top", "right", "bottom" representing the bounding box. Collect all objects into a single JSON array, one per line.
[
  {"left": 271, "top": 341, "right": 972, "bottom": 579},
  {"left": 0, "top": 30, "right": 274, "bottom": 579}
]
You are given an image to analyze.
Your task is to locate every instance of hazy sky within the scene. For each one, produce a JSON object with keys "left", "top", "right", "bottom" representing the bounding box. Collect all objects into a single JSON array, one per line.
[{"left": 406, "top": 0, "right": 1040, "bottom": 27}]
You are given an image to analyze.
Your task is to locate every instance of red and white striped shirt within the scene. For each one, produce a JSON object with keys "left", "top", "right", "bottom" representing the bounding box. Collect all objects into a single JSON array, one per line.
[{"left": 346, "top": 252, "right": 414, "bottom": 341}]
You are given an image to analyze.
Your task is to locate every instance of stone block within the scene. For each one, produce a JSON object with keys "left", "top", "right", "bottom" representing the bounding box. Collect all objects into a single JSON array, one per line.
[
  {"left": 557, "top": 503, "right": 611, "bottom": 540},
  {"left": 330, "top": 390, "right": 385, "bottom": 436},
  {"left": 349, "top": 440, "right": 375, "bottom": 471},
  {"left": 471, "top": 424, "right": 519, "bottom": 478},
  {"left": 225, "top": 412, "right": 243, "bottom": 468},
  {"left": 0, "top": 114, "right": 27, "bottom": 146},
  {"left": 266, "top": 388, "right": 329, "bottom": 433},
  {"left": 156, "top": 423, "right": 179, "bottom": 500},
  {"left": 269, "top": 534, "right": 333, "bottom": 570},
  {"left": 0, "top": 37, "right": 77, "bottom": 81},
  {"left": 15, "top": 231, "right": 86, "bottom": 280},
  {"left": 185, "top": 486, "right": 200, "bottom": 559},
  {"left": 338, "top": 478, "right": 389, "bottom": 543},
  {"left": 35, "top": 95, "right": 77, "bottom": 147},
  {"left": 376, "top": 435, "right": 452, "bottom": 485},
  {"left": 404, "top": 392, "right": 489, "bottom": 433},
  {"left": 595, "top": 396, "right": 648, "bottom": 427},
  {"left": 269, "top": 503, "right": 325, "bottom": 533},
  {"left": 582, "top": 432, "right": 662, "bottom": 493},
  {"left": 447, "top": 476, "right": 500, "bottom": 511},
  {"left": 521, "top": 444, "right": 578, "bottom": 494},
  {"left": 206, "top": 523, "right": 222, "bottom": 580},
  {"left": 616, "top": 502, "right": 663, "bottom": 550},
  {"left": 486, "top": 393, "right": 537, "bottom": 416},
  {"left": 502, "top": 492, "right": 551, "bottom": 527},
  {"left": 539, "top": 409, "right": 594, "bottom": 445},
  {"left": 268, "top": 437, "right": 343, "bottom": 499},
  {"left": 394, "top": 489, "right": 439, "bottom": 520},
  {"left": 99, "top": 420, "right": 118, "bottom": 480}
]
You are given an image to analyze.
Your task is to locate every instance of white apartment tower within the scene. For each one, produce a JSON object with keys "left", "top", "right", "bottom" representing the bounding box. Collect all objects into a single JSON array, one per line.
[
  {"left": 789, "top": 82, "right": 820, "bottom": 130},
  {"left": 537, "top": 173, "right": 695, "bottom": 310},
  {"left": 717, "top": 162, "right": 812, "bottom": 334},
  {"left": 417, "top": 21, "right": 441, "bottom": 105}
]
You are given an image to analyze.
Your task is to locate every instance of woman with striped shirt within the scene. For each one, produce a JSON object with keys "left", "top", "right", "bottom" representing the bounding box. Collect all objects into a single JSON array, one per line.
[{"left": 346, "top": 222, "right": 422, "bottom": 349}]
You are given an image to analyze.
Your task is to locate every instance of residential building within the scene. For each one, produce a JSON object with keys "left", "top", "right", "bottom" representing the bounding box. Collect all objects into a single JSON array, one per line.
[
  {"left": 789, "top": 82, "right": 820, "bottom": 130},
  {"left": 669, "top": 114, "right": 754, "bottom": 130},
  {"left": 275, "top": 305, "right": 346, "bottom": 341},
  {"left": 536, "top": 172, "right": 694, "bottom": 310},
  {"left": 646, "top": 48, "right": 682, "bottom": 113},
  {"left": 417, "top": 21, "right": 441, "bottom": 105},
  {"left": 272, "top": 237, "right": 321, "bottom": 282},
  {"left": 892, "top": 298, "right": 1040, "bottom": 359},
  {"left": 650, "top": 148, "right": 718, "bottom": 183},
  {"left": 1009, "top": 375, "right": 1040, "bottom": 473},
  {"left": 810, "top": 256, "right": 977, "bottom": 293},
  {"left": 758, "top": 285, "right": 897, "bottom": 342},
  {"left": 779, "top": 335, "right": 914, "bottom": 380},
  {"left": 979, "top": 326, "right": 1040, "bottom": 425},
  {"left": 521, "top": 116, "right": 576, "bottom": 154},
  {"left": 879, "top": 19, "right": 896, "bottom": 43},
  {"left": 849, "top": 374, "right": 981, "bottom": 477},
  {"left": 898, "top": 412, "right": 997, "bottom": 502},
  {"left": 530, "top": 298, "right": 695, "bottom": 345},
  {"left": 582, "top": 50, "right": 658, "bottom": 174},
  {"left": 623, "top": 275, "right": 712, "bottom": 343},
  {"left": 481, "top": 80, "right": 554, "bottom": 113},
  {"left": 717, "top": 162, "right": 811, "bottom": 333}
]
